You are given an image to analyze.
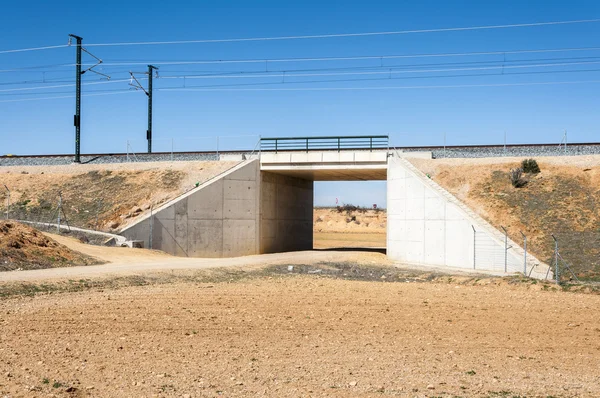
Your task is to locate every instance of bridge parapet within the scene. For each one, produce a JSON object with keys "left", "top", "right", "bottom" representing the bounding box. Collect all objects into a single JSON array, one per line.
[{"left": 260, "top": 135, "right": 388, "bottom": 153}]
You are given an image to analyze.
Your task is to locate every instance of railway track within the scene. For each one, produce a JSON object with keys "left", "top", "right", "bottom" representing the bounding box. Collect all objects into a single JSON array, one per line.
[{"left": 1, "top": 141, "right": 599, "bottom": 165}]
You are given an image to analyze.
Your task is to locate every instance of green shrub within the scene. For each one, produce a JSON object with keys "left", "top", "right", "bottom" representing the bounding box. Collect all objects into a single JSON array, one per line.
[
  {"left": 521, "top": 158, "right": 540, "bottom": 174},
  {"left": 509, "top": 168, "right": 527, "bottom": 188}
]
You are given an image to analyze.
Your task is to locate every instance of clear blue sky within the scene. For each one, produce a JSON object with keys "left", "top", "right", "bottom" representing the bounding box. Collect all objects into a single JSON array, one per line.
[{"left": 1, "top": 0, "right": 599, "bottom": 206}]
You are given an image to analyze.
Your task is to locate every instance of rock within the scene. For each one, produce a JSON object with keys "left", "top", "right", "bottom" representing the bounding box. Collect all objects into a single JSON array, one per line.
[
  {"left": 349, "top": 381, "right": 357, "bottom": 387},
  {"left": 427, "top": 384, "right": 435, "bottom": 390}
]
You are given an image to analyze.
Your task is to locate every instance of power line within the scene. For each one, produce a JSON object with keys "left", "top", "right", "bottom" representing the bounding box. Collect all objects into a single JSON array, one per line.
[
  {"left": 90, "top": 46, "right": 600, "bottom": 67},
  {"left": 2, "top": 19, "right": 599, "bottom": 55},
  {"left": 0, "top": 90, "right": 136, "bottom": 103},
  {"left": 156, "top": 60, "right": 600, "bottom": 80},
  {"left": 157, "top": 79, "right": 600, "bottom": 92},
  {"left": 0, "top": 78, "right": 142, "bottom": 93},
  {"left": 83, "top": 19, "right": 600, "bottom": 48},
  {"left": 0, "top": 44, "right": 69, "bottom": 55},
  {"left": 4, "top": 46, "right": 600, "bottom": 76},
  {"left": 3, "top": 65, "right": 600, "bottom": 96},
  {"left": 3, "top": 79, "right": 598, "bottom": 102}
]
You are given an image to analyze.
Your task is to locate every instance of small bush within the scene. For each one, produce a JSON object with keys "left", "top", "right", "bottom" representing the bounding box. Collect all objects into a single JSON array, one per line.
[
  {"left": 509, "top": 168, "right": 527, "bottom": 188},
  {"left": 521, "top": 158, "right": 540, "bottom": 174}
]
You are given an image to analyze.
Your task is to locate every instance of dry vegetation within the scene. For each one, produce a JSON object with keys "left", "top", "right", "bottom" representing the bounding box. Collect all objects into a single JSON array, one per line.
[
  {"left": 0, "top": 161, "right": 238, "bottom": 232},
  {"left": 410, "top": 155, "right": 600, "bottom": 281},
  {"left": 0, "top": 221, "right": 101, "bottom": 271}
]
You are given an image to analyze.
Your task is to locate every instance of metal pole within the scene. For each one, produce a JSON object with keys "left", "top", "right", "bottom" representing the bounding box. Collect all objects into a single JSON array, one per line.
[
  {"left": 443, "top": 132, "right": 446, "bottom": 158},
  {"left": 564, "top": 130, "right": 567, "bottom": 155},
  {"left": 520, "top": 231, "right": 527, "bottom": 275},
  {"left": 126, "top": 140, "right": 129, "bottom": 162},
  {"left": 503, "top": 131, "right": 507, "bottom": 156},
  {"left": 57, "top": 193, "right": 62, "bottom": 233},
  {"left": 3, "top": 185, "right": 9, "bottom": 220},
  {"left": 216, "top": 136, "right": 219, "bottom": 157},
  {"left": 69, "top": 34, "right": 83, "bottom": 163},
  {"left": 171, "top": 138, "right": 174, "bottom": 161},
  {"left": 147, "top": 65, "right": 158, "bottom": 154},
  {"left": 149, "top": 204, "right": 153, "bottom": 249},
  {"left": 501, "top": 226, "right": 508, "bottom": 272},
  {"left": 472, "top": 225, "right": 476, "bottom": 269},
  {"left": 552, "top": 234, "right": 559, "bottom": 284}
]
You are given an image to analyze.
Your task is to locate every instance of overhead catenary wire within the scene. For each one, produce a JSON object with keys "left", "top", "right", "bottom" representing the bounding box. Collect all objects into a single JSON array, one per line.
[
  {"left": 2, "top": 19, "right": 599, "bottom": 55},
  {"left": 0, "top": 89, "right": 138, "bottom": 103},
  {"left": 4, "top": 65, "right": 600, "bottom": 96},
  {"left": 2, "top": 79, "right": 599, "bottom": 102},
  {"left": 82, "top": 19, "right": 600, "bottom": 47},
  {"left": 0, "top": 77, "right": 145, "bottom": 93},
  {"left": 91, "top": 46, "right": 600, "bottom": 67},
  {"left": 152, "top": 60, "right": 600, "bottom": 80},
  {"left": 157, "top": 79, "right": 600, "bottom": 92},
  {"left": 4, "top": 45, "right": 600, "bottom": 77}
]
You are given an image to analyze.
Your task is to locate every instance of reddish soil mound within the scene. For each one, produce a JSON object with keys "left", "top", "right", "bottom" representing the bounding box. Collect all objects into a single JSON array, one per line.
[{"left": 0, "top": 221, "right": 101, "bottom": 271}]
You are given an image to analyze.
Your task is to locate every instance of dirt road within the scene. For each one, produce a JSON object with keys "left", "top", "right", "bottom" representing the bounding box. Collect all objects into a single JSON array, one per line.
[
  {"left": 0, "top": 233, "right": 394, "bottom": 283},
  {"left": 1, "top": 274, "right": 599, "bottom": 397}
]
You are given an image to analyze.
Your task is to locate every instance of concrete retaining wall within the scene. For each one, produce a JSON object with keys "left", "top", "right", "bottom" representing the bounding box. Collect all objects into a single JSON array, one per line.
[
  {"left": 387, "top": 153, "right": 549, "bottom": 278},
  {"left": 121, "top": 160, "right": 260, "bottom": 257},
  {"left": 260, "top": 172, "right": 313, "bottom": 253}
]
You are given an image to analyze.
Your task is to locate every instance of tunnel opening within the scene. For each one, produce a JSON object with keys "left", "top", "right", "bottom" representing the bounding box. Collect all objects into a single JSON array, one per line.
[{"left": 313, "top": 181, "right": 387, "bottom": 253}]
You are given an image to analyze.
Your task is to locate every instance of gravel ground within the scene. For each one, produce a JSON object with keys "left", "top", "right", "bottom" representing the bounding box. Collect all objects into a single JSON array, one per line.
[
  {"left": 3, "top": 144, "right": 600, "bottom": 166},
  {"left": 400, "top": 143, "right": 600, "bottom": 158},
  {"left": 0, "top": 153, "right": 222, "bottom": 167}
]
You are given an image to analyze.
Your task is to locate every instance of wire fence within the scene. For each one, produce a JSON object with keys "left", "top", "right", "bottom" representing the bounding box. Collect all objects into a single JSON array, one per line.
[
  {"left": 1, "top": 187, "right": 598, "bottom": 284},
  {"left": 125, "top": 134, "right": 261, "bottom": 157}
]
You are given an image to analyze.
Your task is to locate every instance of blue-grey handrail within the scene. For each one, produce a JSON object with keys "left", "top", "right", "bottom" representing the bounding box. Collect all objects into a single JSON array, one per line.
[{"left": 260, "top": 135, "right": 388, "bottom": 153}]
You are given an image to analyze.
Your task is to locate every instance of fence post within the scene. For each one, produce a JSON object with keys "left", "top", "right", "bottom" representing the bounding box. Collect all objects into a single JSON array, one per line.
[
  {"left": 306, "top": 138, "right": 309, "bottom": 153},
  {"left": 149, "top": 205, "right": 153, "bottom": 250},
  {"left": 472, "top": 225, "right": 476, "bottom": 269},
  {"left": 126, "top": 140, "right": 129, "bottom": 162},
  {"left": 501, "top": 226, "right": 508, "bottom": 273},
  {"left": 171, "top": 138, "right": 174, "bottom": 162},
  {"left": 520, "top": 231, "right": 527, "bottom": 275},
  {"left": 57, "top": 193, "right": 62, "bottom": 233},
  {"left": 216, "top": 136, "right": 219, "bottom": 158},
  {"left": 552, "top": 234, "right": 559, "bottom": 284},
  {"left": 443, "top": 132, "right": 446, "bottom": 158},
  {"left": 3, "top": 185, "right": 9, "bottom": 220}
]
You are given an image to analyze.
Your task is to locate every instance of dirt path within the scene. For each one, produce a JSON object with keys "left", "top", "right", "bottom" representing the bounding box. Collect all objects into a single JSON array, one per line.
[
  {"left": 0, "top": 233, "right": 395, "bottom": 283},
  {"left": 1, "top": 276, "right": 599, "bottom": 397}
]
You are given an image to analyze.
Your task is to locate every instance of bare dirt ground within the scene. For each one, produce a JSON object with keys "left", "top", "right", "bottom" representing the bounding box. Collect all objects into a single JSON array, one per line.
[
  {"left": 409, "top": 155, "right": 600, "bottom": 281},
  {"left": 1, "top": 271, "right": 599, "bottom": 397},
  {"left": 0, "top": 221, "right": 101, "bottom": 271}
]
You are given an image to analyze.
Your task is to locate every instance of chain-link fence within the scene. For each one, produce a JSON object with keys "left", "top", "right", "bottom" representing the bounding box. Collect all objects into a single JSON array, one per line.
[{"left": 471, "top": 222, "right": 600, "bottom": 284}]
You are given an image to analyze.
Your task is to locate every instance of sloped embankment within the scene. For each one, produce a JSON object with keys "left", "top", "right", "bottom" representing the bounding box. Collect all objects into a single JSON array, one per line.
[
  {"left": 0, "top": 221, "right": 102, "bottom": 271},
  {"left": 410, "top": 156, "right": 600, "bottom": 280},
  {"left": 0, "top": 161, "right": 239, "bottom": 232}
]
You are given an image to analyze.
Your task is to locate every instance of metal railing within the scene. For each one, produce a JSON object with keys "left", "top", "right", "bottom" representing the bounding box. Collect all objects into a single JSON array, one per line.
[{"left": 260, "top": 135, "right": 389, "bottom": 153}]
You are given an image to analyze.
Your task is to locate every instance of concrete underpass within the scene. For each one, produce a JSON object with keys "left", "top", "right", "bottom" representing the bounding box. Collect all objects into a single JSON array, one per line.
[{"left": 120, "top": 142, "right": 550, "bottom": 279}]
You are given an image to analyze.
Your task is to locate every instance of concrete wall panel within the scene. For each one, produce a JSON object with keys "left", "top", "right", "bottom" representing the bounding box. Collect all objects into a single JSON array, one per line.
[
  {"left": 223, "top": 220, "right": 257, "bottom": 256},
  {"left": 187, "top": 219, "right": 223, "bottom": 257},
  {"left": 187, "top": 180, "right": 223, "bottom": 220},
  {"left": 260, "top": 171, "right": 313, "bottom": 254},
  {"left": 121, "top": 160, "right": 260, "bottom": 258},
  {"left": 387, "top": 155, "right": 548, "bottom": 277}
]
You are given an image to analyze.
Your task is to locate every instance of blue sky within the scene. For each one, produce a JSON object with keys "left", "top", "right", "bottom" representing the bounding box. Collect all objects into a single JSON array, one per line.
[{"left": 1, "top": 1, "right": 600, "bottom": 206}]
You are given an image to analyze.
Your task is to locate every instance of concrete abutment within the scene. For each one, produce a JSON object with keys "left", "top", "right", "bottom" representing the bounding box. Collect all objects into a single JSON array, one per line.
[{"left": 120, "top": 151, "right": 550, "bottom": 279}]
